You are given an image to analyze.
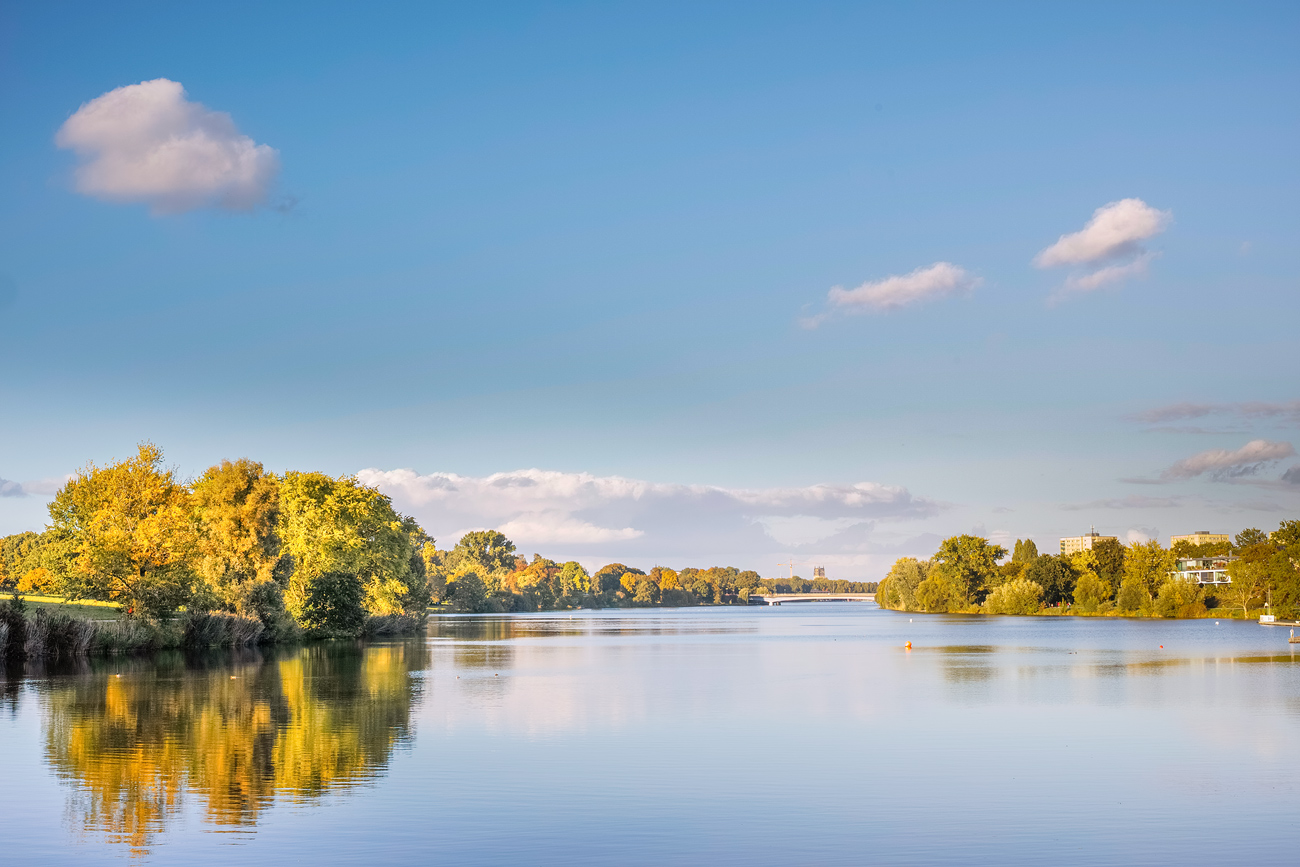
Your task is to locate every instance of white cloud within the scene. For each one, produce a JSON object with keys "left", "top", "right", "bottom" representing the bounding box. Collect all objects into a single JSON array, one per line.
[
  {"left": 1162, "top": 440, "right": 1296, "bottom": 480},
  {"left": 356, "top": 467, "right": 941, "bottom": 574},
  {"left": 1035, "top": 199, "right": 1170, "bottom": 267},
  {"left": 1035, "top": 198, "right": 1170, "bottom": 297},
  {"left": 56, "top": 78, "right": 279, "bottom": 215},
  {"left": 0, "top": 478, "right": 24, "bottom": 498},
  {"left": 826, "top": 262, "right": 980, "bottom": 313},
  {"left": 1064, "top": 251, "right": 1158, "bottom": 291}
]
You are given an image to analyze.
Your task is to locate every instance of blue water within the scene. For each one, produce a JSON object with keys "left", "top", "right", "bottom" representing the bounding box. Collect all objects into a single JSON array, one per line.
[{"left": 1, "top": 604, "right": 1297, "bottom": 865}]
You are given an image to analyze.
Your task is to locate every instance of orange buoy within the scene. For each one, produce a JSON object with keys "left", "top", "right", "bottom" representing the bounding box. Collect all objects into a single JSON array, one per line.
[
  {"left": 904, "top": 641, "right": 912, "bottom": 649},
  {"left": 1159, "top": 645, "right": 1164, "bottom": 649}
]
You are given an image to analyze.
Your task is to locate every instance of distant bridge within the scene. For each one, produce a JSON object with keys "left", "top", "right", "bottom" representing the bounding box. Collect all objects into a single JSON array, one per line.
[{"left": 748, "top": 593, "right": 875, "bottom": 606}]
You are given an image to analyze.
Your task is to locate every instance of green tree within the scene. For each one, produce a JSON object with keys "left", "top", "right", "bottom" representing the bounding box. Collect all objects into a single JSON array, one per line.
[
  {"left": 1155, "top": 577, "right": 1206, "bottom": 618},
  {"left": 1072, "top": 571, "right": 1112, "bottom": 614},
  {"left": 279, "top": 472, "right": 430, "bottom": 619},
  {"left": 1122, "top": 540, "right": 1174, "bottom": 609},
  {"left": 1011, "top": 539, "right": 1039, "bottom": 565},
  {"left": 633, "top": 577, "right": 661, "bottom": 605},
  {"left": 293, "top": 571, "right": 365, "bottom": 636},
  {"left": 447, "top": 570, "right": 489, "bottom": 613},
  {"left": 876, "top": 557, "right": 929, "bottom": 611},
  {"left": 557, "top": 561, "right": 591, "bottom": 598},
  {"left": 450, "top": 531, "right": 518, "bottom": 574},
  {"left": 1234, "top": 528, "right": 1269, "bottom": 550},
  {"left": 930, "top": 535, "right": 1007, "bottom": 607},
  {"left": 0, "top": 531, "right": 40, "bottom": 590},
  {"left": 914, "top": 573, "right": 957, "bottom": 613},
  {"left": 45, "top": 443, "right": 197, "bottom": 618},
  {"left": 1092, "top": 538, "right": 1126, "bottom": 584},
  {"left": 1025, "top": 555, "right": 1077, "bottom": 607},
  {"left": 1225, "top": 543, "right": 1274, "bottom": 619}
]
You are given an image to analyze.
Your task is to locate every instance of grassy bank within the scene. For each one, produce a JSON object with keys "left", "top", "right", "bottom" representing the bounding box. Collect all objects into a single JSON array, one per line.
[{"left": 0, "top": 599, "right": 426, "bottom": 661}]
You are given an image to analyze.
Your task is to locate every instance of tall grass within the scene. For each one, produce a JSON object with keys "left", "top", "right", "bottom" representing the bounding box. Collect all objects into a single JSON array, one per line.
[
  {"left": 182, "top": 612, "right": 265, "bottom": 648},
  {"left": 362, "top": 613, "right": 427, "bottom": 637},
  {"left": 25, "top": 610, "right": 96, "bottom": 659}
]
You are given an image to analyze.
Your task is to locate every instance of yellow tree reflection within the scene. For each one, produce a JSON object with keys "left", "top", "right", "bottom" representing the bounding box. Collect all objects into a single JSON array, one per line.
[{"left": 43, "top": 642, "right": 424, "bottom": 856}]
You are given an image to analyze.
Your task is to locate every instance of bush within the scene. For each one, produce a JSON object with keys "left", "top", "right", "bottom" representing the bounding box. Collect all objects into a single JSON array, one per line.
[
  {"left": 915, "top": 575, "right": 956, "bottom": 613},
  {"left": 289, "top": 571, "right": 366, "bottom": 637},
  {"left": 0, "top": 597, "right": 26, "bottom": 659},
  {"left": 90, "top": 618, "right": 171, "bottom": 654},
  {"left": 984, "top": 578, "right": 1044, "bottom": 615},
  {"left": 235, "top": 579, "right": 299, "bottom": 641}
]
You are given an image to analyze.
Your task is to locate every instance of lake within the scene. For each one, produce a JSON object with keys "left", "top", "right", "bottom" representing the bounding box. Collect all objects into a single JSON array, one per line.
[{"left": 1, "top": 604, "right": 1298, "bottom": 865}]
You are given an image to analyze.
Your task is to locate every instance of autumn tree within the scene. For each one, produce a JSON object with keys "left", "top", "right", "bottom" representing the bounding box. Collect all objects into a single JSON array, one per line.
[
  {"left": 45, "top": 443, "right": 197, "bottom": 618},
  {"left": 190, "top": 459, "right": 285, "bottom": 612}
]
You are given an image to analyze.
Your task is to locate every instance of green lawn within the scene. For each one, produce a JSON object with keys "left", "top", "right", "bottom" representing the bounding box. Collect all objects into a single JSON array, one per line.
[{"left": 11, "top": 594, "right": 125, "bottom": 620}]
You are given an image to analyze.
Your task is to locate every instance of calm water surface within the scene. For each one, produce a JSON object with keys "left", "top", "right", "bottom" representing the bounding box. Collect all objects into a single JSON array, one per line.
[{"left": 2, "top": 604, "right": 1298, "bottom": 865}]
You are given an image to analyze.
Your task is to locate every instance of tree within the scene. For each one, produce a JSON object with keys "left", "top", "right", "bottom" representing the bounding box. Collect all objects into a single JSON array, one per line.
[
  {"left": 557, "top": 561, "right": 590, "bottom": 598},
  {"left": 190, "top": 459, "right": 284, "bottom": 610},
  {"left": 1235, "top": 528, "right": 1269, "bottom": 550},
  {"left": 1122, "top": 540, "right": 1174, "bottom": 609},
  {"left": 279, "top": 472, "right": 430, "bottom": 619},
  {"left": 876, "top": 558, "right": 929, "bottom": 611},
  {"left": 1271, "top": 520, "right": 1300, "bottom": 550},
  {"left": 594, "top": 563, "right": 642, "bottom": 596},
  {"left": 45, "top": 443, "right": 197, "bottom": 618},
  {"left": 930, "top": 535, "right": 1007, "bottom": 606},
  {"left": 450, "top": 531, "right": 518, "bottom": 574},
  {"left": 0, "top": 531, "right": 40, "bottom": 590},
  {"left": 1092, "top": 538, "right": 1126, "bottom": 584},
  {"left": 984, "top": 578, "right": 1043, "bottom": 615},
  {"left": 1224, "top": 544, "right": 1273, "bottom": 619},
  {"left": 1072, "top": 571, "right": 1111, "bottom": 614},
  {"left": 633, "top": 577, "right": 661, "bottom": 605},
  {"left": 914, "top": 573, "right": 957, "bottom": 613},
  {"left": 1025, "top": 555, "right": 1077, "bottom": 607},
  {"left": 447, "top": 570, "right": 489, "bottom": 613},
  {"left": 1155, "top": 577, "right": 1205, "bottom": 619},
  {"left": 293, "top": 571, "right": 365, "bottom": 636},
  {"left": 1011, "top": 539, "right": 1039, "bottom": 565}
]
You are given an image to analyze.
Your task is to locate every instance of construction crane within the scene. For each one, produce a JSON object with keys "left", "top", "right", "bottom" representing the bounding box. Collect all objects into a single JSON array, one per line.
[{"left": 776, "top": 559, "right": 799, "bottom": 581}]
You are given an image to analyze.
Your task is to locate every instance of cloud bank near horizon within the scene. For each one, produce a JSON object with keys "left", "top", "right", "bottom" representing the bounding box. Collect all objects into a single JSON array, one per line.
[
  {"left": 56, "top": 78, "right": 279, "bottom": 214},
  {"left": 1161, "top": 439, "right": 1295, "bottom": 480},
  {"left": 356, "top": 467, "right": 943, "bottom": 574}
]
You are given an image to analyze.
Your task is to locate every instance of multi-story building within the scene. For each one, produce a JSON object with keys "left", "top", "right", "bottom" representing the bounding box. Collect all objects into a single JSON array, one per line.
[
  {"left": 812, "top": 566, "right": 826, "bottom": 579},
  {"left": 1060, "top": 528, "right": 1117, "bottom": 556},
  {"left": 1170, "top": 531, "right": 1230, "bottom": 547},
  {"left": 1171, "top": 555, "right": 1235, "bottom": 585}
]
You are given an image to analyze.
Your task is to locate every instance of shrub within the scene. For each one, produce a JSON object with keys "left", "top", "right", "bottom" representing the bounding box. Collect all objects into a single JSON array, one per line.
[
  {"left": 235, "top": 579, "right": 299, "bottom": 641},
  {"left": 914, "top": 575, "right": 956, "bottom": 613},
  {"left": 291, "top": 571, "right": 365, "bottom": 637},
  {"left": 1116, "top": 579, "right": 1149, "bottom": 615},
  {"left": 984, "top": 578, "right": 1044, "bottom": 615},
  {"left": 0, "top": 597, "right": 26, "bottom": 659}
]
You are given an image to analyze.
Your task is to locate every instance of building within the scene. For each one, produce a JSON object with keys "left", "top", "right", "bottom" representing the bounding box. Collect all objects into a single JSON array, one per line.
[
  {"left": 1059, "top": 528, "right": 1117, "bottom": 556},
  {"left": 1171, "top": 555, "right": 1235, "bottom": 585},
  {"left": 1170, "top": 531, "right": 1230, "bottom": 547},
  {"left": 812, "top": 566, "right": 826, "bottom": 579}
]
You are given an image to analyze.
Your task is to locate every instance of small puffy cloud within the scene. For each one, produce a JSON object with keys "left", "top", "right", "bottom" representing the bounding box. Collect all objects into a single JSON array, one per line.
[
  {"left": 0, "top": 478, "right": 25, "bottom": 498},
  {"left": 356, "top": 467, "right": 941, "bottom": 574},
  {"left": 1162, "top": 440, "right": 1296, "bottom": 480},
  {"left": 1282, "top": 466, "right": 1300, "bottom": 486},
  {"left": 1036, "top": 198, "right": 1170, "bottom": 298},
  {"left": 827, "top": 262, "right": 980, "bottom": 314},
  {"left": 1035, "top": 199, "right": 1171, "bottom": 267},
  {"left": 56, "top": 79, "right": 279, "bottom": 215}
]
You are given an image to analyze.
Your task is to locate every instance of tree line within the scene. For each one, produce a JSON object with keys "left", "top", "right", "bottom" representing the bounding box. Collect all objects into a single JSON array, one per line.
[
  {"left": 875, "top": 523, "right": 1300, "bottom": 618},
  {"left": 0, "top": 444, "right": 877, "bottom": 632}
]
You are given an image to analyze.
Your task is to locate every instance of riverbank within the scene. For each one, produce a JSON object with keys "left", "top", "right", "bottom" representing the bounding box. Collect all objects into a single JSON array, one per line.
[{"left": 0, "top": 598, "right": 425, "bottom": 661}]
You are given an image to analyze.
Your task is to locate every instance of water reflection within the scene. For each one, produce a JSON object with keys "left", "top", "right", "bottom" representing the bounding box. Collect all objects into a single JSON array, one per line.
[{"left": 37, "top": 641, "right": 426, "bottom": 855}]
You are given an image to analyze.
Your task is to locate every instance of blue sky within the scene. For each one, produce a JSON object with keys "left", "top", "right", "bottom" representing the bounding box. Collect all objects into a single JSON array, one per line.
[{"left": 1, "top": 1, "right": 1297, "bottom": 576}]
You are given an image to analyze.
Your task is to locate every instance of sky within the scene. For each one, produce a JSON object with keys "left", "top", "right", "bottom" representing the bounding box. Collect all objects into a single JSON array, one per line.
[{"left": 1, "top": 1, "right": 1297, "bottom": 577}]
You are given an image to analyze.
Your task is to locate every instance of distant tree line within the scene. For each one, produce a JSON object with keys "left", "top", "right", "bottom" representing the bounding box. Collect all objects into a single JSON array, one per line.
[
  {"left": 0, "top": 444, "right": 877, "bottom": 628},
  {"left": 876, "top": 523, "right": 1300, "bottom": 619}
]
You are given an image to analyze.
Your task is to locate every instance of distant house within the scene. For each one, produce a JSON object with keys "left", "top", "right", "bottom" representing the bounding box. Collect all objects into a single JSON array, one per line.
[
  {"left": 812, "top": 566, "right": 826, "bottom": 579},
  {"left": 1171, "top": 555, "right": 1235, "bottom": 585},
  {"left": 1170, "top": 531, "right": 1230, "bottom": 547},
  {"left": 1059, "top": 528, "right": 1117, "bottom": 556}
]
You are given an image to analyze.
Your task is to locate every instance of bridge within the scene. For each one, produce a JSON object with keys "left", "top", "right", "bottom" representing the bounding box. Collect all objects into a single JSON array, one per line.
[{"left": 747, "top": 593, "right": 875, "bottom": 606}]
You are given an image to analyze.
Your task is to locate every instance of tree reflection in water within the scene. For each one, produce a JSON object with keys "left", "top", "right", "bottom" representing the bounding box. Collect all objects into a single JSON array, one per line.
[{"left": 40, "top": 641, "right": 426, "bottom": 856}]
